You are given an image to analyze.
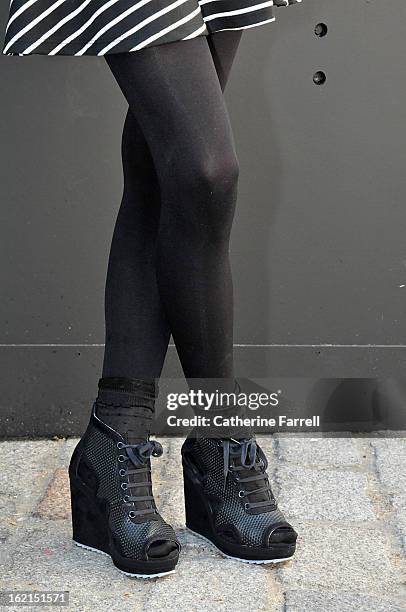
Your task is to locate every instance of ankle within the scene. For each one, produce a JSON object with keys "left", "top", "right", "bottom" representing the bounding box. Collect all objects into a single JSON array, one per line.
[{"left": 95, "top": 377, "right": 158, "bottom": 443}]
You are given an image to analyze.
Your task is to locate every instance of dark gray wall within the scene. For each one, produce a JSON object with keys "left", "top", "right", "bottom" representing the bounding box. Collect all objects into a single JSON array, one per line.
[{"left": 1, "top": 1, "right": 406, "bottom": 435}]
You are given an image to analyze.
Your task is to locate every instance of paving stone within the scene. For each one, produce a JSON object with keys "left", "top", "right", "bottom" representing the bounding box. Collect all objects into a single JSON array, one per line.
[
  {"left": 0, "top": 517, "right": 283, "bottom": 611},
  {"left": 0, "top": 518, "right": 150, "bottom": 610},
  {"left": 176, "top": 527, "right": 221, "bottom": 556},
  {"left": 152, "top": 437, "right": 183, "bottom": 482},
  {"left": 62, "top": 437, "right": 79, "bottom": 465},
  {"left": 391, "top": 493, "right": 406, "bottom": 550},
  {"left": 278, "top": 521, "right": 401, "bottom": 596},
  {"left": 0, "top": 440, "right": 63, "bottom": 519},
  {"left": 1, "top": 588, "right": 146, "bottom": 612},
  {"left": 373, "top": 439, "right": 406, "bottom": 494},
  {"left": 143, "top": 554, "right": 284, "bottom": 612},
  {"left": 285, "top": 589, "right": 405, "bottom": 612},
  {"left": 275, "top": 466, "right": 374, "bottom": 521},
  {"left": 0, "top": 526, "right": 15, "bottom": 571},
  {"left": 153, "top": 475, "right": 185, "bottom": 529},
  {"left": 1, "top": 437, "right": 404, "bottom": 609},
  {"left": 34, "top": 468, "right": 71, "bottom": 520},
  {"left": 164, "top": 437, "right": 184, "bottom": 457},
  {"left": 0, "top": 495, "right": 17, "bottom": 527},
  {"left": 275, "top": 437, "right": 362, "bottom": 467}
]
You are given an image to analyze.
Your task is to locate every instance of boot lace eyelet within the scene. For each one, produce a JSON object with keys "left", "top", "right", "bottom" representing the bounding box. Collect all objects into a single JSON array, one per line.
[
  {"left": 123, "top": 495, "right": 130, "bottom": 503},
  {"left": 121, "top": 482, "right": 128, "bottom": 490},
  {"left": 119, "top": 469, "right": 126, "bottom": 477},
  {"left": 238, "top": 490, "right": 245, "bottom": 498},
  {"left": 128, "top": 511, "right": 136, "bottom": 518},
  {"left": 244, "top": 502, "right": 250, "bottom": 510},
  {"left": 118, "top": 455, "right": 126, "bottom": 462},
  {"left": 117, "top": 442, "right": 125, "bottom": 449}
]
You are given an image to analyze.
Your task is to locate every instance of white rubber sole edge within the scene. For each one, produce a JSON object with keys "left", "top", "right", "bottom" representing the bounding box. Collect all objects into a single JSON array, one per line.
[
  {"left": 73, "top": 540, "right": 175, "bottom": 579},
  {"left": 187, "top": 528, "right": 294, "bottom": 565}
]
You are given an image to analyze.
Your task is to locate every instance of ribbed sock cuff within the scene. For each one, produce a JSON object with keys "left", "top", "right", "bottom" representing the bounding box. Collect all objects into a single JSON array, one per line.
[
  {"left": 98, "top": 376, "right": 158, "bottom": 399},
  {"left": 95, "top": 377, "right": 158, "bottom": 443}
]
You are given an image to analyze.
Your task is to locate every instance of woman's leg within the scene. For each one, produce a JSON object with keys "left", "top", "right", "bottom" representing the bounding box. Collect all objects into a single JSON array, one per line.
[
  {"left": 102, "top": 31, "right": 242, "bottom": 382},
  {"left": 103, "top": 32, "right": 241, "bottom": 388},
  {"left": 101, "top": 108, "right": 170, "bottom": 380},
  {"left": 105, "top": 35, "right": 240, "bottom": 383}
]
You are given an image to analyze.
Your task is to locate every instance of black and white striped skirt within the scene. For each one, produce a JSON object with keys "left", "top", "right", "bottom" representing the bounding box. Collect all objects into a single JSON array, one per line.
[{"left": 3, "top": 0, "right": 301, "bottom": 57}]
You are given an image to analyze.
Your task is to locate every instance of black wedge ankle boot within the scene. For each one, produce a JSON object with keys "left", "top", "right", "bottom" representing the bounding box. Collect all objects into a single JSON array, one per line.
[
  {"left": 69, "top": 404, "right": 180, "bottom": 578},
  {"left": 182, "top": 436, "right": 297, "bottom": 564}
]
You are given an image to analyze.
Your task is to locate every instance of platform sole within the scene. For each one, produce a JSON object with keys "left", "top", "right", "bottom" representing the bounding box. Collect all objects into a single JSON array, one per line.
[
  {"left": 187, "top": 528, "right": 294, "bottom": 565},
  {"left": 73, "top": 540, "right": 176, "bottom": 579}
]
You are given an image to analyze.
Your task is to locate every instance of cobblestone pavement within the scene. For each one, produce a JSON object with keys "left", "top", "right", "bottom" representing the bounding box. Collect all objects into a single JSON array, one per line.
[{"left": 0, "top": 436, "right": 405, "bottom": 612}]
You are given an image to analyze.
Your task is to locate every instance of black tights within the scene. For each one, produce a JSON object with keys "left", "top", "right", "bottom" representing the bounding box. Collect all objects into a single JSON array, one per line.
[{"left": 102, "top": 32, "right": 242, "bottom": 386}]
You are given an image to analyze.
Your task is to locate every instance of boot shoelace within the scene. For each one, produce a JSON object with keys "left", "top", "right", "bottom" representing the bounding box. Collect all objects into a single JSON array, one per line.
[
  {"left": 221, "top": 438, "right": 277, "bottom": 512},
  {"left": 117, "top": 439, "right": 163, "bottom": 518}
]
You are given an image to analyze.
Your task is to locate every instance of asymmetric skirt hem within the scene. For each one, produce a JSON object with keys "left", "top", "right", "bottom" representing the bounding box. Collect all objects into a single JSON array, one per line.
[{"left": 3, "top": 0, "right": 301, "bottom": 57}]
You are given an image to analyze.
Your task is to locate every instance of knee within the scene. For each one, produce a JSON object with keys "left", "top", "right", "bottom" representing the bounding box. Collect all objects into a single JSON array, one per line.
[
  {"left": 196, "top": 150, "right": 240, "bottom": 199},
  {"left": 177, "top": 148, "right": 240, "bottom": 243}
]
